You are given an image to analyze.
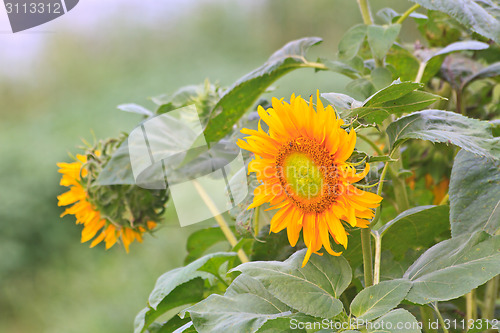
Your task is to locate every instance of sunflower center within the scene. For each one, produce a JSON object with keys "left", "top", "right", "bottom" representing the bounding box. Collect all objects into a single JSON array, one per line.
[
  {"left": 283, "top": 153, "right": 324, "bottom": 200},
  {"left": 276, "top": 137, "right": 340, "bottom": 214}
]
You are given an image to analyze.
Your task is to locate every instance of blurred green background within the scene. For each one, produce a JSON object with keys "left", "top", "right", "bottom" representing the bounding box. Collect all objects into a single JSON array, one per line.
[{"left": 0, "top": 1, "right": 418, "bottom": 332}]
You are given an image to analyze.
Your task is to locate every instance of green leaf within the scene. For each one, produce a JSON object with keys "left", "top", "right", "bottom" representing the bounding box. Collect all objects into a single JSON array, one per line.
[
  {"left": 149, "top": 252, "right": 237, "bottom": 310},
  {"left": 404, "top": 231, "right": 500, "bottom": 304},
  {"left": 367, "top": 309, "right": 422, "bottom": 333},
  {"left": 234, "top": 249, "right": 352, "bottom": 318},
  {"left": 408, "top": 0, "right": 500, "bottom": 43},
  {"left": 430, "top": 40, "right": 490, "bottom": 60},
  {"left": 350, "top": 279, "right": 411, "bottom": 321},
  {"left": 96, "top": 140, "right": 135, "bottom": 185},
  {"left": 371, "top": 67, "right": 393, "bottom": 91},
  {"left": 134, "top": 278, "right": 204, "bottom": 333},
  {"left": 187, "top": 274, "right": 292, "bottom": 333},
  {"left": 203, "top": 37, "right": 322, "bottom": 143},
  {"left": 251, "top": 225, "right": 298, "bottom": 262},
  {"left": 117, "top": 103, "right": 154, "bottom": 117},
  {"left": 185, "top": 227, "right": 232, "bottom": 264},
  {"left": 149, "top": 315, "right": 191, "bottom": 333},
  {"left": 462, "top": 62, "right": 500, "bottom": 90},
  {"left": 364, "top": 81, "right": 423, "bottom": 106},
  {"left": 378, "top": 205, "right": 450, "bottom": 260},
  {"left": 450, "top": 150, "right": 500, "bottom": 237},
  {"left": 338, "top": 24, "right": 367, "bottom": 60},
  {"left": 320, "top": 93, "right": 362, "bottom": 113},
  {"left": 367, "top": 24, "right": 401, "bottom": 60},
  {"left": 351, "top": 91, "right": 442, "bottom": 123},
  {"left": 344, "top": 81, "right": 442, "bottom": 123},
  {"left": 387, "top": 110, "right": 500, "bottom": 159},
  {"left": 386, "top": 45, "right": 420, "bottom": 81},
  {"left": 319, "top": 59, "right": 361, "bottom": 79}
]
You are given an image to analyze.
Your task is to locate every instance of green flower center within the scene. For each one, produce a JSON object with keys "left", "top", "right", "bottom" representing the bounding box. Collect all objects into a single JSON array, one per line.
[{"left": 283, "top": 153, "right": 324, "bottom": 200}]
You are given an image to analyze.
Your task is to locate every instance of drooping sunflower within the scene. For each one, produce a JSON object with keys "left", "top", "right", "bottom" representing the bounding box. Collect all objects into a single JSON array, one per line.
[
  {"left": 237, "top": 92, "right": 382, "bottom": 266},
  {"left": 57, "top": 138, "right": 167, "bottom": 252}
]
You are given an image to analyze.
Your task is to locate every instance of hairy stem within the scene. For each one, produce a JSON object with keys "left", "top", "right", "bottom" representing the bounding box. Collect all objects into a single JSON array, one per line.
[
  {"left": 192, "top": 180, "right": 250, "bottom": 263},
  {"left": 396, "top": 4, "right": 421, "bottom": 24},
  {"left": 357, "top": 0, "right": 373, "bottom": 25},
  {"left": 253, "top": 207, "right": 260, "bottom": 236},
  {"left": 415, "top": 61, "right": 427, "bottom": 84},
  {"left": 361, "top": 228, "right": 374, "bottom": 287}
]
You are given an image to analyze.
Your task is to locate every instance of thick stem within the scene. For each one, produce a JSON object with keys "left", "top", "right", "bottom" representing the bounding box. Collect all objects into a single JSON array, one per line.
[
  {"left": 396, "top": 4, "right": 421, "bottom": 25},
  {"left": 484, "top": 276, "right": 499, "bottom": 333},
  {"left": 390, "top": 149, "right": 410, "bottom": 213},
  {"left": 361, "top": 228, "right": 374, "bottom": 287},
  {"left": 466, "top": 290, "right": 478, "bottom": 323},
  {"left": 357, "top": 0, "right": 373, "bottom": 25},
  {"left": 192, "top": 180, "right": 250, "bottom": 263}
]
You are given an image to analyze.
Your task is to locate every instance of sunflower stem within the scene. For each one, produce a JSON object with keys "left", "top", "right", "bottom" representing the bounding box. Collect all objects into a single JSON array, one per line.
[
  {"left": 483, "top": 276, "right": 499, "bottom": 332},
  {"left": 357, "top": 0, "right": 373, "bottom": 25},
  {"left": 466, "top": 289, "right": 478, "bottom": 323},
  {"left": 192, "top": 180, "right": 250, "bottom": 263},
  {"left": 420, "top": 306, "right": 437, "bottom": 333},
  {"left": 373, "top": 232, "right": 382, "bottom": 285},
  {"left": 433, "top": 303, "right": 449, "bottom": 333},
  {"left": 361, "top": 228, "right": 374, "bottom": 287},
  {"left": 253, "top": 207, "right": 260, "bottom": 236},
  {"left": 395, "top": 4, "right": 420, "bottom": 24}
]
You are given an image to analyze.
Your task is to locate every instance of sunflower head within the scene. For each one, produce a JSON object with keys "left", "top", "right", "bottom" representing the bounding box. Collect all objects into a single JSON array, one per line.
[
  {"left": 57, "top": 135, "right": 168, "bottom": 252},
  {"left": 237, "top": 92, "right": 382, "bottom": 266}
]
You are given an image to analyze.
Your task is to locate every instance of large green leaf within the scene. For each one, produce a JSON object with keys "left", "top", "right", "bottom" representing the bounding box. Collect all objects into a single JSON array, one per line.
[
  {"left": 134, "top": 278, "right": 204, "bottom": 333},
  {"left": 367, "top": 309, "right": 422, "bottom": 333},
  {"left": 387, "top": 110, "right": 500, "bottom": 159},
  {"left": 234, "top": 249, "right": 352, "bottom": 318},
  {"left": 404, "top": 231, "right": 500, "bottom": 304},
  {"left": 149, "top": 252, "right": 237, "bottom": 309},
  {"left": 338, "top": 25, "right": 367, "bottom": 60},
  {"left": 187, "top": 274, "right": 292, "bottom": 333},
  {"left": 350, "top": 279, "right": 411, "bottom": 321},
  {"left": 185, "top": 227, "right": 233, "bottom": 264},
  {"left": 367, "top": 24, "right": 401, "bottom": 60},
  {"left": 327, "top": 81, "right": 442, "bottom": 124},
  {"left": 409, "top": 0, "right": 500, "bottom": 43},
  {"left": 203, "top": 37, "right": 322, "bottom": 143},
  {"left": 376, "top": 205, "right": 450, "bottom": 259},
  {"left": 449, "top": 150, "right": 500, "bottom": 237}
]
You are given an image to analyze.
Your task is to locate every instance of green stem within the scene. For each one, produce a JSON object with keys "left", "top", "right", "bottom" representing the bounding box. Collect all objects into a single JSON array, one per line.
[
  {"left": 483, "top": 276, "right": 499, "bottom": 333},
  {"left": 466, "top": 290, "right": 478, "bottom": 323},
  {"left": 420, "top": 306, "right": 437, "bottom": 333},
  {"left": 373, "top": 232, "right": 382, "bottom": 285},
  {"left": 253, "top": 207, "right": 260, "bottom": 236},
  {"left": 433, "top": 303, "right": 449, "bottom": 333},
  {"left": 456, "top": 88, "right": 466, "bottom": 115},
  {"left": 357, "top": 0, "right": 373, "bottom": 25},
  {"left": 361, "top": 228, "right": 374, "bottom": 287},
  {"left": 396, "top": 4, "right": 421, "bottom": 24}
]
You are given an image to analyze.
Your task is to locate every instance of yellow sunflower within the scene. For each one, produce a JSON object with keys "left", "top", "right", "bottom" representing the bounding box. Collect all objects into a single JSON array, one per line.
[
  {"left": 237, "top": 92, "right": 382, "bottom": 266},
  {"left": 57, "top": 152, "right": 157, "bottom": 252}
]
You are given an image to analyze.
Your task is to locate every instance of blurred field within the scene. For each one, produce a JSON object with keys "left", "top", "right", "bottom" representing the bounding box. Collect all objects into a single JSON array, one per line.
[{"left": 0, "top": 1, "right": 415, "bottom": 332}]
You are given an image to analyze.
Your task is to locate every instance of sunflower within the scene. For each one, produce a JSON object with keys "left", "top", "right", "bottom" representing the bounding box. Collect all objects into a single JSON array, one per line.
[
  {"left": 237, "top": 92, "right": 382, "bottom": 266},
  {"left": 57, "top": 140, "right": 165, "bottom": 252}
]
